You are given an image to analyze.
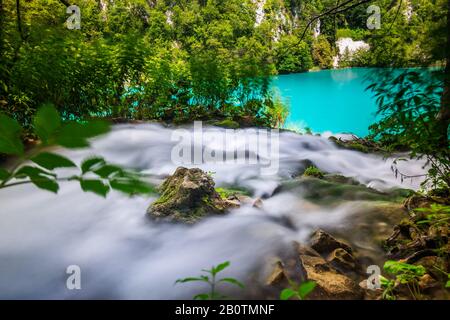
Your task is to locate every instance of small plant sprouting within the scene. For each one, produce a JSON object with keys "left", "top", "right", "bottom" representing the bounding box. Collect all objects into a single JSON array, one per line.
[
  {"left": 175, "top": 261, "right": 244, "bottom": 300},
  {"left": 280, "top": 280, "right": 316, "bottom": 300}
]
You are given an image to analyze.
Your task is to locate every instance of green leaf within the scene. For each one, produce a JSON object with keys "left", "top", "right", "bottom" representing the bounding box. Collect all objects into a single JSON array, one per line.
[
  {"left": 175, "top": 277, "right": 210, "bottom": 285},
  {"left": 110, "top": 179, "right": 154, "bottom": 195},
  {"left": 33, "top": 104, "right": 61, "bottom": 144},
  {"left": 219, "top": 278, "right": 244, "bottom": 289},
  {"left": 383, "top": 261, "right": 426, "bottom": 276},
  {"left": 55, "top": 120, "right": 111, "bottom": 149},
  {"left": 81, "top": 157, "right": 106, "bottom": 174},
  {"left": 446, "top": 280, "right": 450, "bottom": 288},
  {"left": 193, "top": 294, "right": 210, "bottom": 300},
  {"left": 31, "top": 152, "right": 76, "bottom": 170},
  {"left": 29, "top": 175, "right": 59, "bottom": 193},
  {"left": 380, "top": 275, "right": 392, "bottom": 287},
  {"left": 0, "top": 114, "right": 24, "bottom": 155},
  {"left": 0, "top": 167, "right": 10, "bottom": 181},
  {"left": 212, "top": 261, "right": 230, "bottom": 276},
  {"left": 280, "top": 288, "right": 296, "bottom": 300},
  {"left": 84, "top": 120, "right": 111, "bottom": 137},
  {"left": 56, "top": 123, "right": 90, "bottom": 148},
  {"left": 93, "top": 164, "right": 123, "bottom": 178},
  {"left": 298, "top": 281, "right": 316, "bottom": 300},
  {"left": 15, "top": 165, "right": 58, "bottom": 193},
  {"left": 79, "top": 179, "right": 110, "bottom": 197},
  {"left": 15, "top": 165, "right": 56, "bottom": 179}
]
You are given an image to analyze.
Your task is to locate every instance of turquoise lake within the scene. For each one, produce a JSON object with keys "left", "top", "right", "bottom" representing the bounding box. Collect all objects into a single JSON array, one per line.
[{"left": 273, "top": 68, "right": 378, "bottom": 137}]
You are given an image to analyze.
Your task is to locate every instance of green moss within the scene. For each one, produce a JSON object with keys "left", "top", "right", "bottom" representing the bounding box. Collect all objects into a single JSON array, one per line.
[
  {"left": 279, "top": 176, "right": 406, "bottom": 205},
  {"left": 303, "top": 166, "right": 324, "bottom": 179},
  {"left": 215, "top": 187, "right": 251, "bottom": 199},
  {"left": 153, "top": 184, "right": 177, "bottom": 205},
  {"left": 324, "top": 174, "right": 360, "bottom": 185},
  {"left": 348, "top": 142, "right": 369, "bottom": 153},
  {"left": 213, "top": 119, "right": 240, "bottom": 129}
]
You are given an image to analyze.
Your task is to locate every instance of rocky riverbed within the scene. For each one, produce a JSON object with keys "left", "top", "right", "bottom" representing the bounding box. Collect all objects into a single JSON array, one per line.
[
  {"left": 0, "top": 123, "right": 447, "bottom": 299},
  {"left": 147, "top": 163, "right": 449, "bottom": 300}
]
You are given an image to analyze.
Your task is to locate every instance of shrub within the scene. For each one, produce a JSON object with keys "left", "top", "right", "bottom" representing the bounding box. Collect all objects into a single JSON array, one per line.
[
  {"left": 275, "top": 36, "right": 313, "bottom": 73},
  {"left": 312, "top": 35, "right": 335, "bottom": 69}
]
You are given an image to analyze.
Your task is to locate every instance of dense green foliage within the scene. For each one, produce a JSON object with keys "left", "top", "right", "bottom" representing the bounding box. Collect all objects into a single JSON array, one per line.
[
  {"left": 275, "top": 36, "right": 313, "bottom": 73},
  {"left": 339, "top": 0, "right": 448, "bottom": 68},
  {"left": 1, "top": 0, "right": 447, "bottom": 130},
  {"left": 382, "top": 260, "right": 426, "bottom": 300},
  {"left": 0, "top": 0, "right": 277, "bottom": 127},
  {"left": 312, "top": 35, "right": 334, "bottom": 69},
  {"left": 368, "top": 69, "right": 449, "bottom": 191}
]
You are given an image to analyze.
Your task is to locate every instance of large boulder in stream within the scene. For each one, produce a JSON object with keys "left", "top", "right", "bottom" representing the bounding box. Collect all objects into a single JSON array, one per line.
[{"left": 147, "top": 167, "right": 232, "bottom": 223}]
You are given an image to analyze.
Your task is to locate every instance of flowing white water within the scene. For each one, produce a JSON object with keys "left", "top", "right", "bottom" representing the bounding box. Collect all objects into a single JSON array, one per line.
[{"left": 0, "top": 124, "right": 425, "bottom": 299}]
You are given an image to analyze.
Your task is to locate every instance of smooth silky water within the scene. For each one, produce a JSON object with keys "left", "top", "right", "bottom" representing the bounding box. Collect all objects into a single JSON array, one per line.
[{"left": 0, "top": 123, "right": 426, "bottom": 299}]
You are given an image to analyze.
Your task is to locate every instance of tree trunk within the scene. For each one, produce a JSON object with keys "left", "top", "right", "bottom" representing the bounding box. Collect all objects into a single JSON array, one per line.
[
  {"left": 59, "top": 0, "right": 70, "bottom": 6},
  {"left": 15, "top": 0, "right": 25, "bottom": 40}
]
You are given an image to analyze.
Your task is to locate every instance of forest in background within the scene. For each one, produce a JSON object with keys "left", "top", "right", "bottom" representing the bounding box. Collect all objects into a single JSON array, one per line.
[{"left": 0, "top": 0, "right": 447, "bottom": 128}]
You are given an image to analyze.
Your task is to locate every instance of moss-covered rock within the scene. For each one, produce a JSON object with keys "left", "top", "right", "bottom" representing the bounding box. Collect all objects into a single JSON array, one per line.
[
  {"left": 276, "top": 176, "right": 402, "bottom": 205},
  {"left": 147, "top": 167, "right": 233, "bottom": 223},
  {"left": 303, "top": 166, "right": 325, "bottom": 179},
  {"left": 329, "top": 136, "right": 384, "bottom": 154},
  {"left": 323, "top": 174, "right": 360, "bottom": 185},
  {"left": 215, "top": 187, "right": 251, "bottom": 199}
]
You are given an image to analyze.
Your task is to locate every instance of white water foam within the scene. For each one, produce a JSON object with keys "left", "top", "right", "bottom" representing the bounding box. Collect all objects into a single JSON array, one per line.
[{"left": 0, "top": 124, "right": 425, "bottom": 299}]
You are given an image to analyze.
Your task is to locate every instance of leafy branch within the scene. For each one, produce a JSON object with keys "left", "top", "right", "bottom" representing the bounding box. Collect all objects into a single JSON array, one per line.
[
  {"left": 0, "top": 104, "right": 155, "bottom": 197},
  {"left": 297, "top": 0, "right": 375, "bottom": 42}
]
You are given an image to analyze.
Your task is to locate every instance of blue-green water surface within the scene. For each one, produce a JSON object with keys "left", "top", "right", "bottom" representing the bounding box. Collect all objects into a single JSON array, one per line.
[{"left": 273, "top": 68, "right": 377, "bottom": 137}]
